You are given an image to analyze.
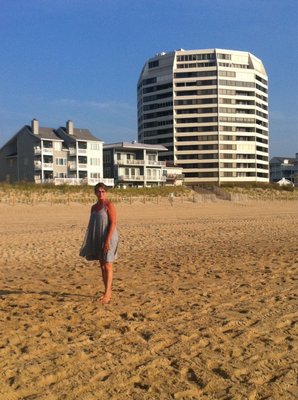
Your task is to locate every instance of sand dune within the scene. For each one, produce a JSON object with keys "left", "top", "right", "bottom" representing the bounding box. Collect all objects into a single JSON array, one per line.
[{"left": 0, "top": 199, "right": 297, "bottom": 399}]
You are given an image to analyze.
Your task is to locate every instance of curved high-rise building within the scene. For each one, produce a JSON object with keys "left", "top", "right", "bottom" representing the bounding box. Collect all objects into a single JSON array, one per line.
[{"left": 137, "top": 49, "right": 269, "bottom": 184}]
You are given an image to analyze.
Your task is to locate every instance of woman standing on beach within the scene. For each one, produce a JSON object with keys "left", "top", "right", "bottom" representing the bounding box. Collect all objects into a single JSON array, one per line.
[{"left": 80, "top": 182, "right": 118, "bottom": 304}]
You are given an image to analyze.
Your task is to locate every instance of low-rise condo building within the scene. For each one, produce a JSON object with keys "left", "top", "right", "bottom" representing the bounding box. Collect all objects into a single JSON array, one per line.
[
  {"left": 103, "top": 141, "right": 167, "bottom": 187},
  {"left": 0, "top": 119, "right": 113, "bottom": 186}
]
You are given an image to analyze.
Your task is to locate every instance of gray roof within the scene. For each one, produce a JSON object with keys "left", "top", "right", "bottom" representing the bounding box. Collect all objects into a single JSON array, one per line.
[
  {"left": 26, "top": 125, "right": 62, "bottom": 141},
  {"left": 103, "top": 141, "right": 168, "bottom": 151},
  {"left": 58, "top": 127, "right": 102, "bottom": 142}
]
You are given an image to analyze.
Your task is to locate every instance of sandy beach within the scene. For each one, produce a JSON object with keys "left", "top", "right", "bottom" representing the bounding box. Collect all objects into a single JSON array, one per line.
[{"left": 0, "top": 198, "right": 297, "bottom": 400}]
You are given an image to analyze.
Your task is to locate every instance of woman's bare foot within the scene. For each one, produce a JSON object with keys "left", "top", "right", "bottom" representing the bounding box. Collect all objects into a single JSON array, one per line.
[{"left": 100, "top": 295, "right": 111, "bottom": 304}]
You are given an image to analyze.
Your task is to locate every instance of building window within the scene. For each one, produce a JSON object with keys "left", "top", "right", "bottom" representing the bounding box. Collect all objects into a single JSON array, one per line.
[
  {"left": 43, "top": 141, "right": 53, "bottom": 149},
  {"left": 127, "top": 153, "right": 135, "bottom": 161},
  {"left": 149, "top": 60, "right": 159, "bottom": 68},
  {"left": 103, "top": 152, "right": 111, "bottom": 163},
  {"left": 55, "top": 158, "right": 67, "bottom": 166},
  {"left": 147, "top": 154, "right": 157, "bottom": 162},
  {"left": 78, "top": 142, "right": 87, "bottom": 149},
  {"left": 54, "top": 142, "right": 62, "bottom": 151},
  {"left": 91, "top": 172, "right": 101, "bottom": 179},
  {"left": 91, "top": 143, "right": 100, "bottom": 150},
  {"left": 90, "top": 158, "right": 100, "bottom": 166},
  {"left": 104, "top": 167, "right": 111, "bottom": 178}
]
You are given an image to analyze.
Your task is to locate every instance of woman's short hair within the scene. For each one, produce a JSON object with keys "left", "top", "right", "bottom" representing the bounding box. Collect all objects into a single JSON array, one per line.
[{"left": 94, "top": 182, "right": 108, "bottom": 193}]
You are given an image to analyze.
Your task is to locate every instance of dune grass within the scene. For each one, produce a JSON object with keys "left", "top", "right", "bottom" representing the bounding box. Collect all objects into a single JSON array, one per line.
[{"left": 0, "top": 182, "right": 296, "bottom": 205}]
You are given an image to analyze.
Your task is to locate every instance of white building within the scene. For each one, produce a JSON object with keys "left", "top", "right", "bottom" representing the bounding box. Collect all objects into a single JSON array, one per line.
[
  {"left": 138, "top": 48, "right": 269, "bottom": 185},
  {"left": 103, "top": 141, "right": 167, "bottom": 187},
  {"left": 0, "top": 119, "right": 112, "bottom": 186}
]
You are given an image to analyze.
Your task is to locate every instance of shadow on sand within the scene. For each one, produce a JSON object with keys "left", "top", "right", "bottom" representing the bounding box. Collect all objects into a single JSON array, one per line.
[{"left": 0, "top": 289, "right": 93, "bottom": 299}]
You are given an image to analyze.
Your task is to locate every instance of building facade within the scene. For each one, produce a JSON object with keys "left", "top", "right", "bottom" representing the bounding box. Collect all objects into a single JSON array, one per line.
[
  {"left": 0, "top": 119, "right": 112, "bottom": 186},
  {"left": 103, "top": 142, "right": 167, "bottom": 187},
  {"left": 269, "top": 155, "right": 297, "bottom": 184},
  {"left": 137, "top": 48, "right": 269, "bottom": 185}
]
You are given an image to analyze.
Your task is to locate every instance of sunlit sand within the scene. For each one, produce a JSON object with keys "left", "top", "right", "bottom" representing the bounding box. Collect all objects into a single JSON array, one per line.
[{"left": 0, "top": 198, "right": 297, "bottom": 399}]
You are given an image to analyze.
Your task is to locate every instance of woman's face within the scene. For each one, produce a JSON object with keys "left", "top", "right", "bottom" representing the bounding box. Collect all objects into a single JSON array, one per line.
[{"left": 95, "top": 187, "right": 106, "bottom": 202}]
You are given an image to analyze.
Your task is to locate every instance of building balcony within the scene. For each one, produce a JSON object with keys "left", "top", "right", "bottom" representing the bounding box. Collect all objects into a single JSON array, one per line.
[
  {"left": 78, "top": 163, "right": 87, "bottom": 169},
  {"left": 69, "top": 148, "right": 76, "bottom": 156},
  {"left": 43, "top": 163, "right": 53, "bottom": 170},
  {"left": 34, "top": 161, "right": 53, "bottom": 170},
  {"left": 115, "top": 159, "right": 145, "bottom": 166},
  {"left": 118, "top": 175, "right": 145, "bottom": 181},
  {"left": 43, "top": 148, "right": 53, "bottom": 154},
  {"left": 41, "top": 177, "right": 115, "bottom": 187},
  {"left": 146, "top": 176, "right": 167, "bottom": 182},
  {"left": 146, "top": 160, "right": 166, "bottom": 166},
  {"left": 34, "top": 161, "right": 42, "bottom": 169},
  {"left": 34, "top": 147, "right": 41, "bottom": 155},
  {"left": 166, "top": 174, "right": 185, "bottom": 181},
  {"left": 115, "top": 159, "right": 166, "bottom": 167},
  {"left": 68, "top": 162, "right": 77, "bottom": 170},
  {"left": 77, "top": 148, "right": 87, "bottom": 154}
]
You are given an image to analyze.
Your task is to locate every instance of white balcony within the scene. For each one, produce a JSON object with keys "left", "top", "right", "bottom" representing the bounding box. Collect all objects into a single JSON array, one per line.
[
  {"left": 34, "top": 147, "right": 41, "bottom": 155},
  {"left": 43, "top": 148, "right": 53, "bottom": 154},
  {"left": 43, "top": 163, "right": 53, "bottom": 170},
  {"left": 68, "top": 162, "right": 77, "bottom": 170},
  {"left": 34, "top": 161, "right": 42, "bottom": 169},
  {"left": 34, "top": 161, "right": 53, "bottom": 170},
  {"left": 69, "top": 148, "right": 76, "bottom": 156},
  {"left": 118, "top": 175, "right": 145, "bottom": 181},
  {"left": 87, "top": 178, "right": 115, "bottom": 187},
  {"left": 77, "top": 148, "right": 87, "bottom": 154},
  {"left": 115, "top": 159, "right": 145, "bottom": 166},
  {"left": 146, "top": 176, "right": 167, "bottom": 182},
  {"left": 49, "top": 177, "right": 115, "bottom": 187},
  {"left": 146, "top": 160, "right": 166, "bottom": 166},
  {"left": 78, "top": 163, "right": 87, "bottom": 169}
]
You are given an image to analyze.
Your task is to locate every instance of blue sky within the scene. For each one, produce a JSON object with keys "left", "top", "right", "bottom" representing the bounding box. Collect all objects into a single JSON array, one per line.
[{"left": 0, "top": 0, "right": 297, "bottom": 157}]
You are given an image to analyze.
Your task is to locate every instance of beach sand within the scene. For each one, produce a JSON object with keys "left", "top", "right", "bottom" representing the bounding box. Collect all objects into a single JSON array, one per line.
[{"left": 0, "top": 199, "right": 297, "bottom": 399}]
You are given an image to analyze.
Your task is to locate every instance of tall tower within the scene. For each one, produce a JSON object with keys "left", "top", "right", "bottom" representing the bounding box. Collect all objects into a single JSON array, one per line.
[{"left": 137, "top": 49, "right": 269, "bottom": 185}]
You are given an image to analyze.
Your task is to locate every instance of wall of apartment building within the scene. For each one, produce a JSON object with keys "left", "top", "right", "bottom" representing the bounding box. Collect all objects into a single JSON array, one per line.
[
  {"left": 103, "top": 149, "right": 115, "bottom": 179},
  {"left": 17, "top": 129, "right": 38, "bottom": 181},
  {"left": 86, "top": 141, "right": 103, "bottom": 181},
  {"left": 0, "top": 145, "right": 18, "bottom": 183},
  {"left": 52, "top": 144, "right": 68, "bottom": 178},
  {"left": 137, "top": 52, "right": 175, "bottom": 160},
  {"left": 138, "top": 49, "right": 269, "bottom": 184}
]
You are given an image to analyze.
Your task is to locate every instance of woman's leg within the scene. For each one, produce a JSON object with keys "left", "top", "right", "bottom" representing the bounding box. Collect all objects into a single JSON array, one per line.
[
  {"left": 100, "top": 261, "right": 113, "bottom": 303},
  {"left": 100, "top": 261, "right": 107, "bottom": 294}
]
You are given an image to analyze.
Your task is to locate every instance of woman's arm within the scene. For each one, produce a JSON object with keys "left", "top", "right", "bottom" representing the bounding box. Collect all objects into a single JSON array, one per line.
[{"left": 104, "top": 201, "right": 117, "bottom": 252}]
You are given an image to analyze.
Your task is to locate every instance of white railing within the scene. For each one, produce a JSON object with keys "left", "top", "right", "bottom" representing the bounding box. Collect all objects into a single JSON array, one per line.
[
  {"left": 118, "top": 175, "right": 145, "bottom": 181},
  {"left": 49, "top": 177, "right": 115, "bottom": 187},
  {"left": 69, "top": 148, "right": 76, "bottom": 155},
  {"left": 86, "top": 178, "right": 115, "bottom": 187},
  {"left": 43, "top": 148, "right": 53, "bottom": 154},
  {"left": 34, "top": 147, "right": 41, "bottom": 155},
  {"left": 77, "top": 149, "right": 87, "bottom": 154},
  {"left": 34, "top": 161, "right": 42, "bottom": 169},
  {"left": 78, "top": 164, "right": 87, "bottom": 169},
  {"left": 116, "top": 159, "right": 145, "bottom": 165},
  {"left": 166, "top": 174, "right": 185, "bottom": 180},
  {"left": 116, "top": 159, "right": 166, "bottom": 166},
  {"left": 146, "top": 160, "right": 166, "bottom": 166},
  {"left": 43, "top": 163, "right": 53, "bottom": 169},
  {"left": 146, "top": 176, "right": 167, "bottom": 182}
]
